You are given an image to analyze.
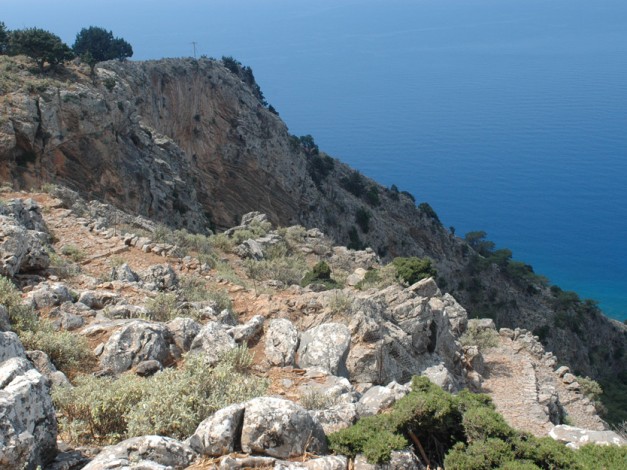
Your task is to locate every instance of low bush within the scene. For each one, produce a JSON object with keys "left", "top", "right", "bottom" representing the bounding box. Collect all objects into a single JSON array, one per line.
[
  {"left": 60, "top": 244, "right": 85, "bottom": 263},
  {"left": 459, "top": 323, "right": 499, "bottom": 350},
  {"left": 145, "top": 293, "right": 178, "bottom": 322},
  {"left": 53, "top": 349, "right": 267, "bottom": 444},
  {"left": 301, "top": 261, "right": 340, "bottom": 290},
  {"left": 356, "top": 265, "right": 399, "bottom": 290},
  {"left": 392, "top": 257, "right": 436, "bottom": 285},
  {"left": 329, "top": 375, "right": 621, "bottom": 468},
  {"left": 355, "top": 207, "right": 371, "bottom": 233}
]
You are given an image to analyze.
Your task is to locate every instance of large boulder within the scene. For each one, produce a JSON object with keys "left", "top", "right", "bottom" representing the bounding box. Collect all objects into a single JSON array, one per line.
[
  {"left": 99, "top": 320, "right": 173, "bottom": 373},
  {"left": 549, "top": 425, "right": 626, "bottom": 449},
  {"left": 27, "top": 282, "right": 74, "bottom": 309},
  {"left": 82, "top": 435, "right": 197, "bottom": 469},
  {"left": 0, "top": 332, "right": 57, "bottom": 470},
  {"left": 297, "top": 323, "right": 351, "bottom": 377},
  {"left": 309, "top": 403, "right": 359, "bottom": 434},
  {"left": 189, "top": 321, "right": 236, "bottom": 365},
  {"left": 230, "top": 315, "right": 265, "bottom": 344},
  {"left": 265, "top": 318, "right": 299, "bottom": 366},
  {"left": 188, "top": 403, "right": 246, "bottom": 456},
  {"left": 140, "top": 264, "right": 179, "bottom": 291},
  {"left": 167, "top": 317, "right": 201, "bottom": 354},
  {"left": 241, "top": 397, "right": 327, "bottom": 458},
  {"left": 0, "top": 214, "right": 50, "bottom": 277}
]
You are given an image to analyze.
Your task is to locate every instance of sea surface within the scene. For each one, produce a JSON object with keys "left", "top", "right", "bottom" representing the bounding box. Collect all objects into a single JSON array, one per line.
[{"left": 4, "top": 0, "right": 627, "bottom": 320}]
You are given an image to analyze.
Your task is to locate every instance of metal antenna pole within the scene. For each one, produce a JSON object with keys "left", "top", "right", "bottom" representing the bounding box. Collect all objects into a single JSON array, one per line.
[{"left": 191, "top": 41, "right": 197, "bottom": 58}]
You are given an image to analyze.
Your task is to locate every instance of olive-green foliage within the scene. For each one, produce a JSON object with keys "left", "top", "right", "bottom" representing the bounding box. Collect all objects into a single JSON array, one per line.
[
  {"left": 0, "top": 276, "right": 93, "bottom": 375},
  {"left": 53, "top": 350, "right": 267, "bottom": 444},
  {"left": 418, "top": 202, "right": 441, "bottom": 224},
  {"left": 73, "top": 26, "right": 132, "bottom": 73},
  {"left": 152, "top": 226, "right": 215, "bottom": 261},
  {"left": 0, "top": 22, "right": 8, "bottom": 54},
  {"left": 600, "top": 373, "right": 627, "bottom": 425},
  {"left": 340, "top": 170, "right": 366, "bottom": 198},
  {"left": 355, "top": 207, "right": 371, "bottom": 233},
  {"left": 60, "top": 244, "right": 85, "bottom": 263},
  {"left": 575, "top": 443, "right": 627, "bottom": 470},
  {"left": 330, "top": 375, "right": 619, "bottom": 468},
  {"left": 391, "top": 257, "right": 436, "bottom": 285},
  {"left": 244, "top": 251, "right": 308, "bottom": 286},
  {"left": 9, "top": 27, "right": 74, "bottom": 72},
  {"left": 459, "top": 323, "right": 500, "bottom": 350},
  {"left": 179, "top": 277, "right": 233, "bottom": 312},
  {"left": 355, "top": 265, "right": 399, "bottom": 290},
  {"left": 329, "top": 376, "right": 466, "bottom": 464},
  {"left": 301, "top": 261, "right": 340, "bottom": 290},
  {"left": 145, "top": 293, "right": 178, "bottom": 322}
]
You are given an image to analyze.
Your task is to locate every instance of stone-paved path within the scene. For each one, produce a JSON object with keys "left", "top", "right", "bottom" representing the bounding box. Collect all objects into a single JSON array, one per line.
[{"left": 481, "top": 337, "right": 554, "bottom": 436}]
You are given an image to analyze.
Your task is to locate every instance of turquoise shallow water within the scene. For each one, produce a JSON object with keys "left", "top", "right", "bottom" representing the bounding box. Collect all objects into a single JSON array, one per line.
[{"left": 4, "top": 0, "right": 627, "bottom": 320}]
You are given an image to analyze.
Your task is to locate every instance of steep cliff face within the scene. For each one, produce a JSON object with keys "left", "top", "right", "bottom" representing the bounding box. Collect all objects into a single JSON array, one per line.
[{"left": 0, "top": 56, "right": 624, "bottom": 380}]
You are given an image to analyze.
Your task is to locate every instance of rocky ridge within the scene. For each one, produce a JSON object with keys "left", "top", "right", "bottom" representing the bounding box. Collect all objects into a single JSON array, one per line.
[
  {"left": 0, "top": 56, "right": 624, "bottom": 384},
  {"left": 0, "top": 189, "right": 623, "bottom": 469}
]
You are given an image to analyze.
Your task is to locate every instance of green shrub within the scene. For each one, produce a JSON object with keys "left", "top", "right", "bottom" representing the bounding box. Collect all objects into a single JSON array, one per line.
[
  {"left": 356, "top": 265, "right": 399, "bottom": 290},
  {"left": 244, "top": 254, "right": 308, "bottom": 286},
  {"left": 392, "top": 257, "right": 436, "bottom": 285},
  {"left": 365, "top": 186, "right": 381, "bottom": 206},
  {"left": 445, "top": 438, "right": 516, "bottom": 470},
  {"left": 299, "top": 389, "right": 337, "bottom": 410},
  {"left": 329, "top": 375, "right": 603, "bottom": 468},
  {"left": 301, "top": 261, "right": 340, "bottom": 290},
  {"left": 459, "top": 323, "right": 499, "bottom": 350},
  {"left": 60, "top": 244, "right": 85, "bottom": 263},
  {"left": 347, "top": 226, "right": 364, "bottom": 251},
  {"left": 145, "top": 293, "right": 178, "bottom": 322},
  {"left": 53, "top": 349, "right": 267, "bottom": 444},
  {"left": 340, "top": 170, "right": 366, "bottom": 198},
  {"left": 355, "top": 207, "right": 371, "bottom": 233},
  {"left": 418, "top": 202, "right": 441, "bottom": 224}
]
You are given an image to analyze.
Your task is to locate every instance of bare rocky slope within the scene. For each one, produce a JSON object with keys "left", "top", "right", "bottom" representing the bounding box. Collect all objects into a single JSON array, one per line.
[
  {"left": 0, "top": 55, "right": 625, "bottom": 385},
  {"left": 0, "top": 190, "right": 622, "bottom": 469}
]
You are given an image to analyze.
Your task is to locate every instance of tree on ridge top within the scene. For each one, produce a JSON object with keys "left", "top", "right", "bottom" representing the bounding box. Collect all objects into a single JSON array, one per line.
[
  {"left": 73, "top": 26, "right": 133, "bottom": 74},
  {"left": 9, "top": 27, "right": 74, "bottom": 72}
]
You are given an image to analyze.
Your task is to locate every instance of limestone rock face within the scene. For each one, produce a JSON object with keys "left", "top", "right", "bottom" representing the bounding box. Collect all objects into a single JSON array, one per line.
[
  {"left": 99, "top": 320, "right": 173, "bottom": 373},
  {"left": 0, "top": 332, "right": 57, "bottom": 470},
  {"left": 241, "top": 397, "right": 327, "bottom": 458},
  {"left": 265, "top": 318, "right": 299, "bottom": 366},
  {"left": 297, "top": 323, "right": 351, "bottom": 377},
  {"left": 82, "top": 435, "right": 197, "bottom": 470},
  {"left": 188, "top": 403, "right": 246, "bottom": 456}
]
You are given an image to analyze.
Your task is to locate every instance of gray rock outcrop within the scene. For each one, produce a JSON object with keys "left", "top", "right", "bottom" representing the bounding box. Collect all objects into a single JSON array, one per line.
[
  {"left": 189, "top": 321, "right": 236, "bottom": 365},
  {"left": 241, "top": 397, "right": 327, "bottom": 458},
  {"left": 297, "top": 323, "right": 351, "bottom": 377},
  {"left": 0, "top": 332, "right": 57, "bottom": 469},
  {"left": 549, "top": 424, "right": 626, "bottom": 449},
  {"left": 188, "top": 403, "right": 246, "bottom": 456},
  {"left": 265, "top": 318, "right": 299, "bottom": 366},
  {"left": 82, "top": 435, "right": 197, "bottom": 470},
  {"left": 99, "top": 320, "right": 173, "bottom": 373}
]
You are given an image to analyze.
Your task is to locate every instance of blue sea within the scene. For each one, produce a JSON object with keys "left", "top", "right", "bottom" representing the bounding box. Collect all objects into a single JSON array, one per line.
[{"left": 4, "top": 0, "right": 627, "bottom": 320}]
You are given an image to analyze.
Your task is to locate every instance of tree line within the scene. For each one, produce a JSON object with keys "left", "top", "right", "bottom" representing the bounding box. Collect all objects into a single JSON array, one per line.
[{"left": 0, "top": 22, "right": 132, "bottom": 73}]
